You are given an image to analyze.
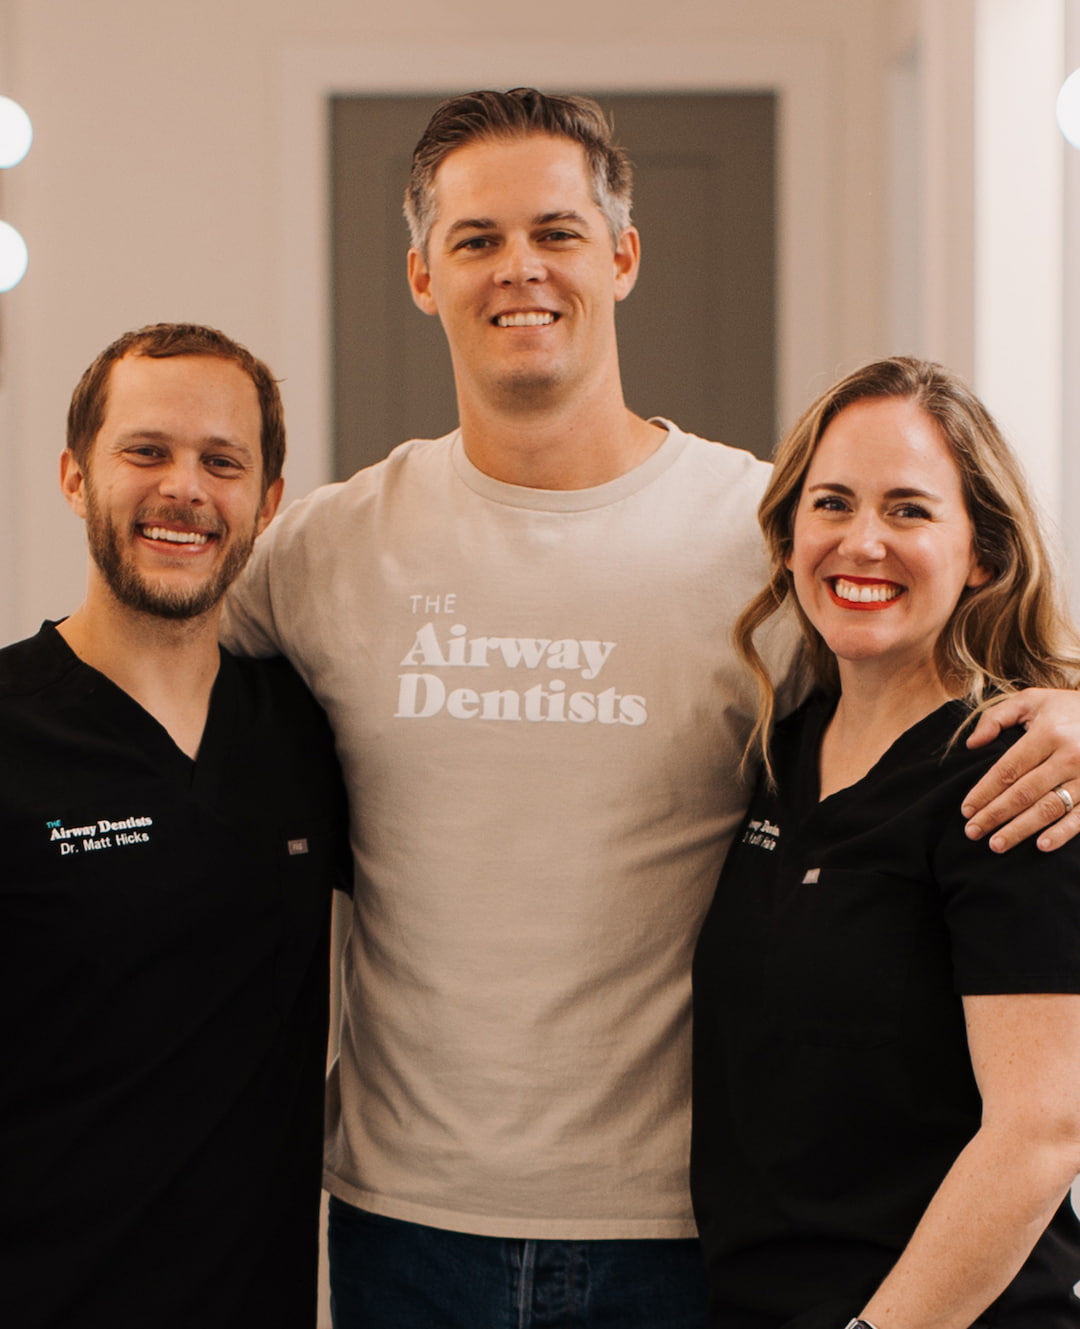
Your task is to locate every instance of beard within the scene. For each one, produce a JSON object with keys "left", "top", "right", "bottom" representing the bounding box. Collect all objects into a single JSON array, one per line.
[{"left": 84, "top": 486, "right": 258, "bottom": 622}]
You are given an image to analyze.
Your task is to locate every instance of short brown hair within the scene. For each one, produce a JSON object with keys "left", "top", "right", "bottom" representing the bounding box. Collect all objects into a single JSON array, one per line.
[
  {"left": 404, "top": 88, "right": 634, "bottom": 257},
  {"left": 67, "top": 323, "right": 286, "bottom": 491},
  {"left": 737, "top": 356, "right": 1080, "bottom": 775}
]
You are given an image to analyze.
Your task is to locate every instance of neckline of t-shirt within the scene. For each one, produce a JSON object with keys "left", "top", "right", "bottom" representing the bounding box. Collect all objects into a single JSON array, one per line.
[{"left": 449, "top": 418, "right": 689, "bottom": 512}]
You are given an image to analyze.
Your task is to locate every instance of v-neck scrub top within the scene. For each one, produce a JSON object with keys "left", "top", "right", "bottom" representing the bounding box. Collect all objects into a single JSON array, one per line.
[
  {"left": 0, "top": 624, "right": 350, "bottom": 1329},
  {"left": 692, "top": 695, "right": 1080, "bottom": 1329}
]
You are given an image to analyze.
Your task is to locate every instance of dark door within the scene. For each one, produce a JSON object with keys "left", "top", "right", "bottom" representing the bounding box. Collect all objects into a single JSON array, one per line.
[{"left": 330, "top": 92, "right": 776, "bottom": 475}]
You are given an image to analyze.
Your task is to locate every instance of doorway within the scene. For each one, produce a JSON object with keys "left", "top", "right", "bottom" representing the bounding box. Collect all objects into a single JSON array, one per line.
[{"left": 330, "top": 92, "right": 777, "bottom": 474}]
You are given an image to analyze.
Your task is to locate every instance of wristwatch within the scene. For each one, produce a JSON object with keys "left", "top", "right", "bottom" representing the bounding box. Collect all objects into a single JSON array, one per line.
[{"left": 843, "top": 1320, "right": 880, "bottom": 1329}]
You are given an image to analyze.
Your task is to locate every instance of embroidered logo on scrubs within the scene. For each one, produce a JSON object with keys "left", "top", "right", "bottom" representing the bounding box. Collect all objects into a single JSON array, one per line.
[
  {"left": 741, "top": 817, "right": 779, "bottom": 851},
  {"left": 287, "top": 838, "right": 309, "bottom": 856},
  {"left": 45, "top": 814, "right": 154, "bottom": 858}
]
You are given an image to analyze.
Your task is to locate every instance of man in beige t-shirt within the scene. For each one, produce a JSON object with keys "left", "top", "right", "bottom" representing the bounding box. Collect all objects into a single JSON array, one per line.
[{"left": 224, "top": 90, "right": 1080, "bottom": 1329}]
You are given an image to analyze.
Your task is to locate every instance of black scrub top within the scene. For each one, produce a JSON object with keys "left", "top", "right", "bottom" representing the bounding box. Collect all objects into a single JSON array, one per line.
[
  {"left": 0, "top": 623, "right": 351, "bottom": 1329},
  {"left": 692, "top": 694, "right": 1080, "bottom": 1329}
]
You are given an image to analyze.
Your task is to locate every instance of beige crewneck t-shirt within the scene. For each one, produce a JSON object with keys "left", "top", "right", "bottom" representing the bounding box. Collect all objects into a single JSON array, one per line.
[{"left": 223, "top": 422, "right": 796, "bottom": 1238}]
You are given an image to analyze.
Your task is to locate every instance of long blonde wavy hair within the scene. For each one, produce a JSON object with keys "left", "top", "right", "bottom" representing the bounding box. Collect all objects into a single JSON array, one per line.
[{"left": 738, "top": 356, "right": 1080, "bottom": 777}]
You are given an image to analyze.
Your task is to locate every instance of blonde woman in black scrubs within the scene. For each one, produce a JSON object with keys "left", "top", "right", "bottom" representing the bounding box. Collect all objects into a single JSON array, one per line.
[{"left": 692, "top": 357, "right": 1080, "bottom": 1329}]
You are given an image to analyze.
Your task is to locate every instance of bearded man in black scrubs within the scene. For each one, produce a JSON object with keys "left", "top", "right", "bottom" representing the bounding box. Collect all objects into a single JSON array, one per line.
[{"left": 0, "top": 324, "right": 350, "bottom": 1329}]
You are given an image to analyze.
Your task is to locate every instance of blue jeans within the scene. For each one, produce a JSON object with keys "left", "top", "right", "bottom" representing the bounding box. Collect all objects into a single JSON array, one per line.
[{"left": 328, "top": 1195, "right": 709, "bottom": 1328}]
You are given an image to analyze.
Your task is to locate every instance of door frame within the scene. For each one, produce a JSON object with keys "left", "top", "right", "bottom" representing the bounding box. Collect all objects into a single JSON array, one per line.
[{"left": 275, "top": 36, "right": 839, "bottom": 497}]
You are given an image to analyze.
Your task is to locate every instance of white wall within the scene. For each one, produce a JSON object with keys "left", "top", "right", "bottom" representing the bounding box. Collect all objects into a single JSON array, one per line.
[
  {"left": 1067, "top": 1, "right": 1080, "bottom": 616},
  {"left": 975, "top": 0, "right": 1068, "bottom": 537},
  {"left": 0, "top": 0, "right": 903, "bottom": 645}
]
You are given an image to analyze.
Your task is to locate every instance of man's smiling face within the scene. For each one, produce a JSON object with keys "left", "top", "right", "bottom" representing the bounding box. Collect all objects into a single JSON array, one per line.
[
  {"left": 62, "top": 352, "right": 281, "bottom": 621},
  {"left": 407, "top": 134, "right": 640, "bottom": 415}
]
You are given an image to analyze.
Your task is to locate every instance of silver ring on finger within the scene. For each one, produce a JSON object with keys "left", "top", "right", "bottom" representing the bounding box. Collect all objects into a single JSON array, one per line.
[{"left": 1054, "top": 785, "right": 1074, "bottom": 817}]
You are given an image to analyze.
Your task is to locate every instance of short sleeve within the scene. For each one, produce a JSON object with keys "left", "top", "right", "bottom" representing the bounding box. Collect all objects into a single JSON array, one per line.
[
  {"left": 221, "top": 514, "right": 286, "bottom": 658},
  {"left": 933, "top": 740, "right": 1080, "bottom": 995}
]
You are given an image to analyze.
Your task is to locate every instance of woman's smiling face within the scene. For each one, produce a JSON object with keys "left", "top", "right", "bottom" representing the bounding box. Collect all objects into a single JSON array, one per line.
[{"left": 787, "top": 396, "right": 990, "bottom": 681}]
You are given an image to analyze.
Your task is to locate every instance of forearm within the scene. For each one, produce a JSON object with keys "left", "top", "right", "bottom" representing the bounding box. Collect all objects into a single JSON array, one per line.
[{"left": 860, "top": 1124, "right": 1080, "bottom": 1329}]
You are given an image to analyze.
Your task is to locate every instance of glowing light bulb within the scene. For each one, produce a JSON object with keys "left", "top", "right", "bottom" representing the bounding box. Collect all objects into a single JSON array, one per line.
[
  {"left": 1057, "top": 68, "right": 1080, "bottom": 150},
  {"left": 0, "top": 221, "right": 28, "bottom": 291},
  {"left": 0, "top": 96, "right": 32, "bottom": 168}
]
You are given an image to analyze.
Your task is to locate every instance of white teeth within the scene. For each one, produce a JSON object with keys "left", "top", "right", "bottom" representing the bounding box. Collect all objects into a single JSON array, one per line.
[
  {"left": 832, "top": 578, "right": 901, "bottom": 604},
  {"left": 495, "top": 311, "right": 554, "bottom": 327},
  {"left": 141, "top": 526, "right": 210, "bottom": 546}
]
